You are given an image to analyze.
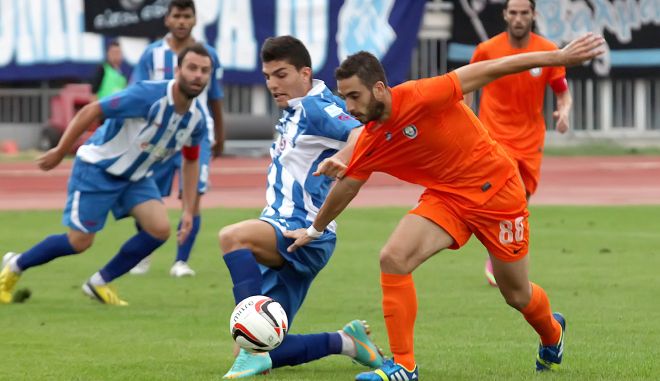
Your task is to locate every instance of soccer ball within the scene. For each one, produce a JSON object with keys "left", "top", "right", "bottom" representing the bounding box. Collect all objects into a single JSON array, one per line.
[{"left": 230, "top": 295, "right": 288, "bottom": 352}]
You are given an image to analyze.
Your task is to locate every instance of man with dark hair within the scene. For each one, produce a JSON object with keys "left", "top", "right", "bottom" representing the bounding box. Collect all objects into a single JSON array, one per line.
[
  {"left": 260, "top": 35, "right": 312, "bottom": 70},
  {"left": 464, "top": 0, "right": 572, "bottom": 287},
  {"left": 219, "top": 35, "right": 384, "bottom": 379},
  {"left": 286, "top": 34, "right": 605, "bottom": 379},
  {"left": 129, "top": 0, "right": 224, "bottom": 277},
  {"left": 0, "top": 47, "right": 213, "bottom": 305}
]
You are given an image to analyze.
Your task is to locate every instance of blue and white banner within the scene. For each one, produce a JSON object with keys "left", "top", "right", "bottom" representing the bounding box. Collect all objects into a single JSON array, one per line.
[
  {"left": 0, "top": 0, "right": 426, "bottom": 85},
  {"left": 450, "top": 0, "right": 660, "bottom": 77}
]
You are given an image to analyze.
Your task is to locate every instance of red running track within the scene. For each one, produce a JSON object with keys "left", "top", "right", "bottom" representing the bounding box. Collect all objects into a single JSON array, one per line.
[{"left": 2, "top": 156, "right": 660, "bottom": 211}]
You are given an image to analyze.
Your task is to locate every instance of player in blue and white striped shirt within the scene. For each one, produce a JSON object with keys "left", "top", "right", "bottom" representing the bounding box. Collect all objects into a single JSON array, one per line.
[
  {"left": 220, "top": 36, "right": 384, "bottom": 379},
  {"left": 129, "top": 0, "right": 224, "bottom": 277},
  {"left": 0, "top": 44, "right": 213, "bottom": 306}
]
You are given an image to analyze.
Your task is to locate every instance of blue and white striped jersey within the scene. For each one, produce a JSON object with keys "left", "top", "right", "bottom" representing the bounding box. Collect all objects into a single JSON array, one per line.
[
  {"left": 77, "top": 80, "right": 207, "bottom": 181},
  {"left": 260, "top": 80, "right": 362, "bottom": 233},
  {"left": 131, "top": 36, "right": 223, "bottom": 142}
]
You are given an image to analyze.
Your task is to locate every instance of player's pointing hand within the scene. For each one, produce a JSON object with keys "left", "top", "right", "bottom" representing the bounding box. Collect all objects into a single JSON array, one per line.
[
  {"left": 283, "top": 228, "right": 314, "bottom": 252},
  {"left": 314, "top": 157, "right": 348, "bottom": 179}
]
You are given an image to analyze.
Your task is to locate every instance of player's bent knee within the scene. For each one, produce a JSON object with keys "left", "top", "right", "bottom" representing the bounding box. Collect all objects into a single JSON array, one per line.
[
  {"left": 67, "top": 232, "right": 95, "bottom": 253},
  {"left": 150, "top": 225, "right": 171, "bottom": 241},
  {"left": 379, "top": 245, "right": 413, "bottom": 273},
  {"left": 501, "top": 290, "right": 531, "bottom": 311},
  {"left": 140, "top": 223, "right": 170, "bottom": 241},
  {"left": 218, "top": 225, "right": 244, "bottom": 254}
]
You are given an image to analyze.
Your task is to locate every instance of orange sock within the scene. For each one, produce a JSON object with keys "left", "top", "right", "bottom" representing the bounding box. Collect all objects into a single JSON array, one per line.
[
  {"left": 521, "top": 282, "right": 561, "bottom": 345},
  {"left": 381, "top": 272, "right": 417, "bottom": 370}
]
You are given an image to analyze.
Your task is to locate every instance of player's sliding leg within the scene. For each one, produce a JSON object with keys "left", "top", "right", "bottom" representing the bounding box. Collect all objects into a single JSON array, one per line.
[
  {"left": 219, "top": 219, "right": 276, "bottom": 378},
  {"left": 223, "top": 320, "right": 384, "bottom": 379},
  {"left": 269, "top": 320, "right": 383, "bottom": 368},
  {"left": 1, "top": 230, "right": 91, "bottom": 304},
  {"left": 222, "top": 349, "right": 272, "bottom": 379},
  {"left": 340, "top": 320, "right": 384, "bottom": 368},
  {"left": 220, "top": 220, "right": 384, "bottom": 378},
  {"left": 223, "top": 246, "right": 263, "bottom": 303},
  {"left": 84, "top": 200, "right": 169, "bottom": 306},
  {"left": 490, "top": 254, "right": 565, "bottom": 371},
  {"left": 219, "top": 220, "right": 278, "bottom": 305}
]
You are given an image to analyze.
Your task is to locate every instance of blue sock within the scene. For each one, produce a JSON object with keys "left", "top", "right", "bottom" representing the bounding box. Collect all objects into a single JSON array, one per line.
[
  {"left": 16, "top": 234, "right": 77, "bottom": 271},
  {"left": 176, "top": 215, "right": 200, "bottom": 262},
  {"left": 99, "top": 230, "right": 165, "bottom": 283},
  {"left": 270, "top": 333, "right": 342, "bottom": 368},
  {"left": 223, "top": 249, "right": 263, "bottom": 304}
]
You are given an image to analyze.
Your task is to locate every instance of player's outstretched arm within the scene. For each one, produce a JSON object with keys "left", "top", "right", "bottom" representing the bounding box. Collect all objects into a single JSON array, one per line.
[
  {"left": 455, "top": 33, "right": 605, "bottom": 95},
  {"left": 36, "top": 102, "right": 104, "bottom": 171},
  {"left": 284, "top": 176, "right": 365, "bottom": 252}
]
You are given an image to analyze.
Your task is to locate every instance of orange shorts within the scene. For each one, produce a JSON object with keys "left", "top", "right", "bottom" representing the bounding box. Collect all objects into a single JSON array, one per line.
[
  {"left": 510, "top": 151, "right": 543, "bottom": 196},
  {"left": 409, "top": 175, "right": 529, "bottom": 262}
]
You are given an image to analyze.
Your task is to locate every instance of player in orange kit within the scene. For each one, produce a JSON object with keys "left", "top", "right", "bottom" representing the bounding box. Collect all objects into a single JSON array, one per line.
[
  {"left": 285, "top": 33, "right": 604, "bottom": 379},
  {"left": 463, "top": 0, "right": 573, "bottom": 287}
]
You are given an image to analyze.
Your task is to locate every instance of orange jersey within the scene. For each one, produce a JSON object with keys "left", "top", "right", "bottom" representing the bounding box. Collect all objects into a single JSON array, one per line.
[
  {"left": 471, "top": 32, "right": 566, "bottom": 155},
  {"left": 345, "top": 71, "right": 516, "bottom": 206}
]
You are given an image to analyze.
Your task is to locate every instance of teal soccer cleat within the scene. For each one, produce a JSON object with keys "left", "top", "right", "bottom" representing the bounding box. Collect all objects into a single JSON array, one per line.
[
  {"left": 223, "top": 348, "right": 272, "bottom": 379},
  {"left": 355, "top": 359, "right": 418, "bottom": 381},
  {"left": 536, "top": 312, "right": 566, "bottom": 371},
  {"left": 342, "top": 320, "right": 384, "bottom": 368}
]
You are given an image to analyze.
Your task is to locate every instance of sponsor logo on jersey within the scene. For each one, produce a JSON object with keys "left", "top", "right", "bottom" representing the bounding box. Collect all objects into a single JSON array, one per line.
[
  {"left": 110, "top": 96, "right": 121, "bottom": 109},
  {"left": 324, "top": 104, "right": 343, "bottom": 117},
  {"left": 141, "top": 142, "right": 175, "bottom": 160}
]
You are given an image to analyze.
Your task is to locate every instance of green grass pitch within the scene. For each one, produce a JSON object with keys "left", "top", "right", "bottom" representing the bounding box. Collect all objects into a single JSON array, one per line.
[{"left": 1, "top": 206, "right": 659, "bottom": 380}]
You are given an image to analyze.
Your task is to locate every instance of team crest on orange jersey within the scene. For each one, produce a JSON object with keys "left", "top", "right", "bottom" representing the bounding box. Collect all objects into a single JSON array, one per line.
[
  {"left": 529, "top": 67, "right": 542, "bottom": 77},
  {"left": 403, "top": 125, "right": 417, "bottom": 139}
]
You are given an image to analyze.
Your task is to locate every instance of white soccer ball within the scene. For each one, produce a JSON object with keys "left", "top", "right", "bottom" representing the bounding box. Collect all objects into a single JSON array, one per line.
[{"left": 229, "top": 295, "right": 288, "bottom": 352}]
